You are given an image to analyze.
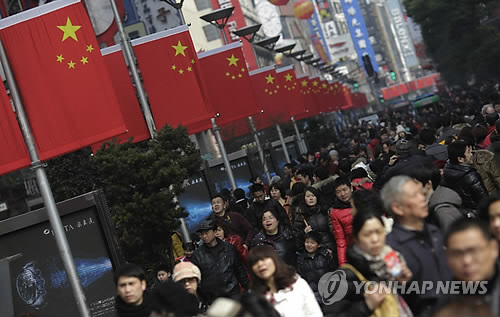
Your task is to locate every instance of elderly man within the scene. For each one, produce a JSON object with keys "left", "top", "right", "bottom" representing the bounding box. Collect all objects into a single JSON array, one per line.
[
  {"left": 440, "top": 218, "right": 499, "bottom": 316},
  {"left": 381, "top": 175, "right": 451, "bottom": 316}
]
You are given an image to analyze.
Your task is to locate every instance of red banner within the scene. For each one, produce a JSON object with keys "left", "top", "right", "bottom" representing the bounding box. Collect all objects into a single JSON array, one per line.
[
  {"left": 275, "top": 65, "right": 307, "bottom": 120},
  {"left": 0, "top": 0, "right": 126, "bottom": 161},
  {"left": 132, "top": 25, "right": 213, "bottom": 134},
  {"left": 91, "top": 45, "right": 151, "bottom": 153},
  {"left": 297, "top": 75, "right": 320, "bottom": 117},
  {"left": 198, "top": 42, "right": 259, "bottom": 128},
  {"left": 209, "top": 0, "right": 257, "bottom": 70}
]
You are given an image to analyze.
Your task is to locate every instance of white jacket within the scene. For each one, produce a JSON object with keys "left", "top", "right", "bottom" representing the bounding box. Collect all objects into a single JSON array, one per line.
[{"left": 268, "top": 275, "right": 323, "bottom": 317}]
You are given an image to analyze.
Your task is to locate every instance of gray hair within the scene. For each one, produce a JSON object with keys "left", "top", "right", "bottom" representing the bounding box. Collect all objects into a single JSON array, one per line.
[
  {"left": 380, "top": 175, "right": 413, "bottom": 216},
  {"left": 481, "top": 104, "right": 494, "bottom": 115}
]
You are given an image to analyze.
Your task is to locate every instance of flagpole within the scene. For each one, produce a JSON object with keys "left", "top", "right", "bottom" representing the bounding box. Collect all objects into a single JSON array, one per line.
[
  {"left": 248, "top": 116, "right": 271, "bottom": 185},
  {"left": 291, "top": 116, "right": 307, "bottom": 154},
  {"left": 109, "top": 0, "right": 156, "bottom": 138},
  {"left": 275, "top": 124, "right": 291, "bottom": 163},
  {"left": 211, "top": 118, "right": 237, "bottom": 190},
  {"left": 0, "top": 41, "right": 91, "bottom": 317}
]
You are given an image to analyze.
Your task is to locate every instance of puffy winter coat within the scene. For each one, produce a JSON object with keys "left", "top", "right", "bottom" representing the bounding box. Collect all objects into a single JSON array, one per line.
[
  {"left": 297, "top": 246, "right": 338, "bottom": 302},
  {"left": 329, "top": 199, "right": 354, "bottom": 265},
  {"left": 471, "top": 149, "right": 500, "bottom": 194},
  {"left": 441, "top": 163, "right": 488, "bottom": 215},
  {"left": 191, "top": 239, "right": 249, "bottom": 303},
  {"left": 251, "top": 226, "right": 297, "bottom": 266},
  {"left": 294, "top": 204, "right": 337, "bottom": 256},
  {"left": 247, "top": 199, "right": 290, "bottom": 232},
  {"left": 428, "top": 185, "right": 463, "bottom": 232}
]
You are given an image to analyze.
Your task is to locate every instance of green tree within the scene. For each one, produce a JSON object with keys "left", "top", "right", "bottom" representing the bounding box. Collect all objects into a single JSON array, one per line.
[
  {"left": 403, "top": 0, "right": 500, "bottom": 84},
  {"left": 46, "top": 125, "right": 202, "bottom": 270}
]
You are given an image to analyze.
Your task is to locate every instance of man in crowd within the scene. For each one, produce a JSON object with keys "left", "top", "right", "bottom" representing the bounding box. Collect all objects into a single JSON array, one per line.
[
  {"left": 191, "top": 220, "right": 249, "bottom": 304},
  {"left": 209, "top": 193, "right": 254, "bottom": 247},
  {"left": 382, "top": 176, "right": 451, "bottom": 316},
  {"left": 441, "top": 141, "right": 488, "bottom": 216},
  {"left": 114, "top": 263, "right": 152, "bottom": 317},
  {"left": 296, "top": 168, "right": 314, "bottom": 187},
  {"left": 246, "top": 183, "right": 290, "bottom": 231},
  {"left": 443, "top": 218, "right": 499, "bottom": 316}
]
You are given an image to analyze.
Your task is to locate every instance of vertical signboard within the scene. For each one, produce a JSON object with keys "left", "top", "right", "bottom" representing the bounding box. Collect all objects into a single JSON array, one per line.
[
  {"left": 385, "top": 0, "right": 419, "bottom": 68},
  {"left": 307, "top": 0, "right": 331, "bottom": 63},
  {"left": 178, "top": 172, "right": 213, "bottom": 231},
  {"left": 340, "top": 0, "right": 379, "bottom": 74},
  {"left": 210, "top": 157, "right": 253, "bottom": 195}
]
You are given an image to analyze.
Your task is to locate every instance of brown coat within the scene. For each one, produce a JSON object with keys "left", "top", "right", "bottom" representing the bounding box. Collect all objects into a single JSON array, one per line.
[{"left": 472, "top": 149, "right": 500, "bottom": 193}]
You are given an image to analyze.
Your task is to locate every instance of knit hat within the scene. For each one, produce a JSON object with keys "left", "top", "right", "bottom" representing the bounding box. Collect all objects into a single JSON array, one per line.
[
  {"left": 396, "top": 125, "right": 406, "bottom": 134},
  {"left": 395, "top": 139, "right": 411, "bottom": 155},
  {"left": 173, "top": 262, "right": 201, "bottom": 282},
  {"left": 270, "top": 175, "right": 281, "bottom": 184}
]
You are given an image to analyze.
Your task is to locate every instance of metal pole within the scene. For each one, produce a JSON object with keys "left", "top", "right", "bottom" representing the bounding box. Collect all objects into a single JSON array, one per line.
[
  {"left": 220, "top": 27, "right": 229, "bottom": 45},
  {"left": 0, "top": 41, "right": 91, "bottom": 317},
  {"left": 110, "top": 0, "right": 156, "bottom": 138},
  {"left": 177, "top": 6, "right": 186, "bottom": 25},
  {"left": 276, "top": 124, "right": 291, "bottom": 163},
  {"left": 248, "top": 116, "right": 271, "bottom": 185},
  {"left": 211, "top": 118, "right": 237, "bottom": 190},
  {"left": 291, "top": 116, "right": 307, "bottom": 154}
]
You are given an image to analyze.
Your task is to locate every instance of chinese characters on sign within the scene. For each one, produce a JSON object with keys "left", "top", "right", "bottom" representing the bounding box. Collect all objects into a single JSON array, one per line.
[{"left": 340, "top": 0, "right": 379, "bottom": 75}]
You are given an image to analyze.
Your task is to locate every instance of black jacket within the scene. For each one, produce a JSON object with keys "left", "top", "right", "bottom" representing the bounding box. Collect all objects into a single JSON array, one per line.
[
  {"left": 115, "top": 295, "right": 152, "bottom": 317},
  {"left": 246, "top": 199, "right": 290, "bottom": 231},
  {"left": 297, "top": 246, "right": 338, "bottom": 301},
  {"left": 294, "top": 204, "right": 337, "bottom": 255},
  {"left": 251, "top": 226, "right": 297, "bottom": 266},
  {"left": 373, "top": 154, "right": 431, "bottom": 191},
  {"left": 322, "top": 246, "right": 383, "bottom": 317},
  {"left": 441, "top": 163, "right": 488, "bottom": 215},
  {"left": 386, "top": 223, "right": 452, "bottom": 316},
  {"left": 191, "top": 239, "right": 249, "bottom": 304}
]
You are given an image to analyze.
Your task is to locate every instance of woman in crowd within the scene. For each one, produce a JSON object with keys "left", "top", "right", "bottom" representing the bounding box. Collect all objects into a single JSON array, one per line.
[
  {"left": 251, "top": 209, "right": 296, "bottom": 266},
  {"left": 270, "top": 183, "right": 293, "bottom": 225},
  {"left": 294, "top": 187, "right": 337, "bottom": 255},
  {"left": 325, "top": 209, "right": 413, "bottom": 317},
  {"left": 479, "top": 192, "right": 500, "bottom": 242},
  {"left": 248, "top": 245, "right": 323, "bottom": 317},
  {"left": 214, "top": 221, "right": 248, "bottom": 264}
]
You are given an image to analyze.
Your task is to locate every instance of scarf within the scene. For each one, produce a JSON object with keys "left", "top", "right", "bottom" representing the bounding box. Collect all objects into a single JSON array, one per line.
[
  {"left": 351, "top": 244, "right": 405, "bottom": 281},
  {"left": 115, "top": 295, "right": 153, "bottom": 317}
]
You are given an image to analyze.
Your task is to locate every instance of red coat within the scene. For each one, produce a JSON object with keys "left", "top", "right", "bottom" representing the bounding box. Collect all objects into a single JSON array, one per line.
[
  {"left": 329, "top": 207, "right": 354, "bottom": 265},
  {"left": 226, "top": 234, "right": 248, "bottom": 265}
]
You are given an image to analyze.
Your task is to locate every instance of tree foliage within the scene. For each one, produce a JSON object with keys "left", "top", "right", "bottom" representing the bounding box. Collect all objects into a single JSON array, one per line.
[
  {"left": 404, "top": 0, "right": 500, "bottom": 84},
  {"left": 46, "top": 125, "right": 202, "bottom": 270}
]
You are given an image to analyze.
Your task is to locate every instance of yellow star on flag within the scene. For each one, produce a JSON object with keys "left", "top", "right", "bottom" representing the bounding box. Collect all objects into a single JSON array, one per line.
[
  {"left": 322, "top": 83, "right": 327, "bottom": 88},
  {"left": 226, "top": 72, "right": 230, "bottom": 77},
  {"left": 301, "top": 80, "right": 308, "bottom": 87},
  {"left": 191, "top": 59, "right": 195, "bottom": 64},
  {"left": 285, "top": 74, "right": 293, "bottom": 81},
  {"left": 86, "top": 45, "right": 94, "bottom": 53},
  {"left": 265, "top": 74, "right": 275, "bottom": 84},
  {"left": 67, "top": 60, "right": 75, "bottom": 69},
  {"left": 56, "top": 54, "right": 64, "bottom": 63},
  {"left": 172, "top": 41, "right": 188, "bottom": 56},
  {"left": 227, "top": 54, "right": 239, "bottom": 67},
  {"left": 313, "top": 81, "right": 318, "bottom": 86},
  {"left": 179, "top": 69, "right": 184, "bottom": 75},
  {"left": 171, "top": 65, "right": 177, "bottom": 70},
  {"left": 80, "top": 56, "right": 88, "bottom": 64},
  {"left": 238, "top": 74, "right": 242, "bottom": 78},
  {"left": 57, "top": 17, "right": 81, "bottom": 42},
  {"left": 187, "top": 66, "right": 192, "bottom": 72},
  {"left": 232, "top": 75, "right": 236, "bottom": 79}
]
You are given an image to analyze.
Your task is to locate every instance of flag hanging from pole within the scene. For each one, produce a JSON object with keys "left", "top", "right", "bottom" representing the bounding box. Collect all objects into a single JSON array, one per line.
[
  {"left": 198, "top": 42, "right": 260, "bottom": 128},
  {"left": 249, "top": 65, "right": 288, "bottom": 130},
  {"left": 0, "top": 0, "right": 126, "bottom": 160},
  {"left": 91, "top": 44, "right": 151, "bottom": 153},
  {"left": 0, "top": 88, "right": 30, "bottom": 175},
  {"left": 131, "top": 25, "right": 213, "bottom": 134},
  {"left": 275, "top": 65, "right": 307, "bottom": 120},
  {"left": 297, "top": 75, "right": 320, "bottom": 117}
]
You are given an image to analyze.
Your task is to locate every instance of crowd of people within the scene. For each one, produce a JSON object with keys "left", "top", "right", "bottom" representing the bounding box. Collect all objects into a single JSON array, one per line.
[{"left": 113, "top": 82, "right": 500, "bottom": 317}]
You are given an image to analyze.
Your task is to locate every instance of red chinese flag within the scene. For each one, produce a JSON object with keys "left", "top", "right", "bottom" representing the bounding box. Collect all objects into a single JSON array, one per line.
[
  {"left": 198, "top": 42, "right": 260, "bottom": 127},
  {"left": 341, "top": 85, "right": 354, "bottom": 110},
  {"left": 310, "top": 76, "right": 326, "bottom": 113},
  {"left": 249, "top": 65, "right": 288, "bottom": 130},
  {"left": 131, "top": 25, "right": 212, "bottom": 134},
  {"left": 0, "top": 0, "right": 126, "bottom": 160},
  {"left": 0, "top": 88, "right": 30, "bottom": 175},
  {"left": 91, "top": 45, "right": 151, "bottom": 153},
  {"left": 297, "top": 74, "right": 319, "bottom": 117},
  {"left": 275, "top": 65, "right": 307, "bottom": 120}
]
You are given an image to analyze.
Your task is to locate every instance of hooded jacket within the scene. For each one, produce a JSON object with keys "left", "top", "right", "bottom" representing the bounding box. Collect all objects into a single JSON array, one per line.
[
  {"left": 441, "top": 163, "right": 488, "bottom": 214},
  {"left": 428, "top": 185, "right": 463, "bottom": 232}
]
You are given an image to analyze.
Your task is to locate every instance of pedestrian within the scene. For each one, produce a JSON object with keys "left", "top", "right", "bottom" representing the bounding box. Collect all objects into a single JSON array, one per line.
[
  {"left": 172, "top": 261, "right": 207, "bottom": 313},
  {"left": 329, "top": 176, "right": 354, "bottom": 265},
  {"left": 114, "top": 263, "right": 152, "bottom": 317},
  {"left": 479, "top": 192, "right": 500, "bottom": 241},
  {"left": 324, "top": 209, "right": 413, "bottom": 317},
  {"left": 248, "top": 245, "right": 323, "bottom": 317}
]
